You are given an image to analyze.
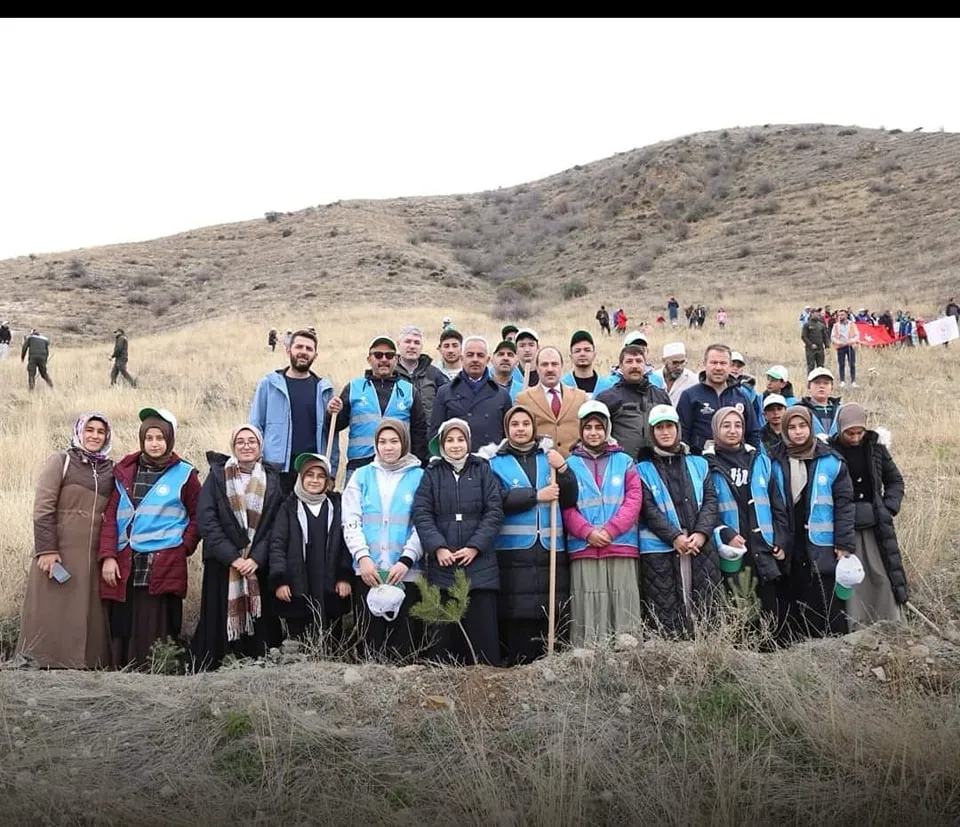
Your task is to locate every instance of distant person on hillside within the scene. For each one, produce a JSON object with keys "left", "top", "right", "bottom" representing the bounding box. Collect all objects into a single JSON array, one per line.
[
  {"left": 716, "top": 307, "right": 728, "bottom": 329},
  {"left": 946, "top": 298, "right": 960, "bottom": 321},
  {"left": 267, "top": 329, "right": 278, "bottom": 352},
  {"left": 667, "top": 296, "right": 680, "bottom": 326},
  {"left": 614, "top": 308, "right": 628, "bottom": 335},
  {"left": 283, "top": 330, "right": 293, "bottom": 351},
  {"left": 21, "top": 328, "right": 54, "bottom": 391},
  {"left": 441, "top": 316, "right": 454, "bottom": 332},
  {"left": 595, "top": 305, "right": 611, "bottom": 336},
  {"left": 830, "top": 309, "right": 860, "bottom": 387},
  {"left": 0, "top": 320, "right": 11, "bottom": 359},
  {"left": 249, "top": 328, "right": 340, "bottom": 496},
  {"left": 436, "top": 327, "right": 463, "bottom": 380},
  {"left": 801, "top": 310, "right": 830, "bottom": 372},
  {"left": 109, "top": 329, "right": 138, "bottom": 388}
]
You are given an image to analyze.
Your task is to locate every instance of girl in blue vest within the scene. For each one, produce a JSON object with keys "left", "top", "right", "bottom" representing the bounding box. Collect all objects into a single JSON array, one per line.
[
  {"left": 636, "top": 405, "right": 721, "bottom": 637},
  {"left": 413, "top": 418, "right": 504, "bottom": 666},
  {"left": 480, "top": 405, "right": 578, "bottom": 665},
  {"left": 342, "top": 419, "right": 427, "bottom": 663},
  {"left": 561, "top": 401, "right": 643, "bottom": 647},
  {"left": 703, "top": 407, "right": 792, "bottom": 646},
  {"left": 771, "top": 406, "right": 856, "bottom": 639},
  {"left": 99, "top": 408, "right": 201, "bottom": 670}
]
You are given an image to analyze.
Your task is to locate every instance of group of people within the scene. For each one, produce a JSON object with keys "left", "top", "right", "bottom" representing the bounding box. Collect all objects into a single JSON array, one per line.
[
  {"left": 6, "top": 326, "right": 136, "bottom": 390},
  {"left": 18, "top": 322, "right": 909, "bottom": 672}
]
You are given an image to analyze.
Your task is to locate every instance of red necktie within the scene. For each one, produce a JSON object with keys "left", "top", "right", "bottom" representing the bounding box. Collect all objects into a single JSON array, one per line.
[{"left": 550, "top": 388, "right": 561, "bottom": 417}]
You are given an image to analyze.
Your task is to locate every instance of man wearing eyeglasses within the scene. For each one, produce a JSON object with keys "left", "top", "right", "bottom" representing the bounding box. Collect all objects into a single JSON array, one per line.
[
  {"left": 657, "top": 342, "right": 698, "bottom": 406},
  {"left": 327, "top": 335, "right": 428, "bottom": 482}
]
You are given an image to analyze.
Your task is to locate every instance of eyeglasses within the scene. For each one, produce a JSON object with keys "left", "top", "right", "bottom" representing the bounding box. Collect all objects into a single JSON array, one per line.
[
  {"left": 234, "top": 439, "right": 260, "bottom": 447},
  {"left": 371, "top": 351, "right": 396, "bottom": 360}
]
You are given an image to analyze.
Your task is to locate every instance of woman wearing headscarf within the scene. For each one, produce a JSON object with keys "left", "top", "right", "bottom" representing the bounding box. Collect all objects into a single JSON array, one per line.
[
  {"left": 413, "top": 418, "right": 504, "bottom": 666},
  {"left": 98, "top": 407, "right": 201, "bottom": 669},
  {"left": 703, "top": 406, "right": 792, "bottom": 644},
  {"left": 636, "top": 405, "right": 721, "bottom": 637},
  {"left": 769, "top": 405, "right": 856, "bottom": 639},
  {"left": 270, "top": 452, "right": 353, "bottom": 651},
  {"left": 342, "top": 418, "right": 424, "bottom": 662},
  {"left": 828, "top": 403, "right": 907, "bottom": 626},
  {"left": 561, "top": 401, "right": 642, "bottom": 647},
  {"left": 17, "top": 413, "right": 114, "bottom": 668},
  {"left": 480, "top": 405, "right": 578, "bottom": 665},
  {"left": 191, "top": 425, "right": 285, "bottom": 670}
]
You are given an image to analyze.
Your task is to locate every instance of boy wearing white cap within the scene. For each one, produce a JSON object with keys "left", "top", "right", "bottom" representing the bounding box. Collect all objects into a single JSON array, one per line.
[
  {"left": 658, "top": 342, "right": 698, "bottom": 406},
  {"left": 799, "top": 367, "right": 842, "bottom": 439}
]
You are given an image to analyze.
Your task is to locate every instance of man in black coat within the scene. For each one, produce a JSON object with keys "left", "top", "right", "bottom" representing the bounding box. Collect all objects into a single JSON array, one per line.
[
  {"left": 430, "top": 336, "right": 513, "bottom": 451},
  {"left": 595, "top": 343, "right": 671, "bottom": 460}
]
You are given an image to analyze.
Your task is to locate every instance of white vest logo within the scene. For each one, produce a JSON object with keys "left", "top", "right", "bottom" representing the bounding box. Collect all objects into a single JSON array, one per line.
[
  {"left": 612, "top": 476, "right": 622, "bottom": 486},
  {"left": 818, "top": 475, "right": 827, "bottom": 485},
  {"left": 156, "top": 484, "right": 170, "bottom": 496}
]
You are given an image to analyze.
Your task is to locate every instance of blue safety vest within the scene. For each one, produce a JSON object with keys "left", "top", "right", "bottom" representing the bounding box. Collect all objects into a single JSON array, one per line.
[
  {"left": 353, "top": 463, "right": 424, "bottom": 573},
  {"left": 116, "top": 461, "right": 193, "bottom": 553},
  {"left": 709, "top": 451, "right": 782, "bottom": 550},
  {"left": 636, "top": 456, "right": 707, "bottom": 553},
  {"left": 566, "top": 452, "right": 639, "bottom": 554},
  {"left": 489, "top": 451, "right": 559, "bottom": 551},
  {"left": 805, "top": 453, "right": 842, "bottom": 547},
  {"left": 560, "top": 371, "right": 618, "bottom": 400},
  {"left": 347, "top": 377, "right": 413, "bottom": 461},
  {"left": 808, "top": 404, "right": 840, "bottom": 438}
]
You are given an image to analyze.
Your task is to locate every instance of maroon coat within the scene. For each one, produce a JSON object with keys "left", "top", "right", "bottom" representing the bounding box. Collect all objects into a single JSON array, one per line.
[{"left": 98, "top": 451, "right": 201, "bottom": 601}]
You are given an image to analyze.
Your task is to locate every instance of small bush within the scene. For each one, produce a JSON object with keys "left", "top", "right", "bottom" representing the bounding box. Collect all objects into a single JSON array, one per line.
[
  {"left": 264, "top": 211, "right": 281, "bottom": 223},
  {"left": 674, "top": 221, "right": 690, "bottom": 241},
  {"left": 793, "top": 140, "right": 813, "bottom": 150},
  {"left": 62, "top": 321, "right": 83, "bottom": 334},
  {"left": 876, "top": 157, "right": 902, "bottom": 174},
  {"left": 500, "top": 278, "right": 538, "bottom": 298},
  {"left": 66, "top": 257, "right": 87, "bottom": 278},
  {"left": 130, "top": 273, "right": 163, "bottom": 289},
  {"left": 561, "top": 280, "right": 589, "bottom": 300},
  {"left": 867, "top": 180, "right": 899, "bottom": 196},
  {"left": 491, "top": 290, "right": 535, "bottom": 321},
  {"left": 837, "top": 128, "right": 857, "bottom": 136},
  {"left": 252, "top": 282, "right": 268, "bottom": 291},
  {"left": 127, "top": 294, "right": 150, "bottom": 306},
  {"left": 281, "top": 228, "right": 293, "bottom": 238},
  {"left": 751, "top": 177, "right": 775, "bottom": 197},
  {"left": 752, "top": 197, "right": 780, "bottom": 215},
  {"left": 736, "top": 244, "right": 752, "bottom": 258}
]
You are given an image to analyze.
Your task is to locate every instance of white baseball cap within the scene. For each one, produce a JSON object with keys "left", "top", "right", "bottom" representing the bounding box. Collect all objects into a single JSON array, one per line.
[
  {"left": 807, "top": 367, "right": 835, "bottom": 383},
  {"left": 762, "top": 393, "right": 788, "bottom": 410},
  {"left": 577, "top": 400, "right": 611, "bottom": 421},
  {"left": 366, "top": 584, "right": 406, "bottom": 621},
  {"left": 624, "top": 330, "right": 648, "bottom": 346},
  {"left": 765, "top": 365, "right": 789, "bottom": 382},
  {"left": 730, "top": 351, "right": 746, "bottom": 365},
  {"left": 663, "top": 342, "right": 686, "bottom": 358},
  {"left": 515, "top": 328, "right": 539, "bottom": 342},
  {"left": 648, "top": 404, "right": 680, "bottom": 427}
]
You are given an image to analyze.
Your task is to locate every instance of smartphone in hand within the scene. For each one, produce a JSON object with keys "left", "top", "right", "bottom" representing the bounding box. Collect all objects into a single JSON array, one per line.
[{"left": 51, "top": 562, "right": 71, "bottom": 584}]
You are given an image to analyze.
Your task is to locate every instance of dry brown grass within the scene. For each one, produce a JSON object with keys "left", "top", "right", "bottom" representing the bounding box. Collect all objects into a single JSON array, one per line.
[{"left": 1, "top": 299, "right": 959, "bottom": 825}]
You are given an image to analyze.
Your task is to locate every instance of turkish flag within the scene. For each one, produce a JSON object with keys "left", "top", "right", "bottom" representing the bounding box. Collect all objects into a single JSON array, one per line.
[{"left": 856, "top": 322, "right": 897, "bottom": 347}]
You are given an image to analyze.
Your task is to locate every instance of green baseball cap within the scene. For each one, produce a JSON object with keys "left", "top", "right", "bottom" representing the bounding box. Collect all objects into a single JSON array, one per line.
[
  {"left": 138, "top": 407, "right": 178, "bottom": 432},
  {"left": 494, "top": 339, "right": 517, "bottom": 354},
  {"left": 293, "top": 452, "right": 331, "bottom": 475},
  {"left": 648, "top": 404, "right": 680, "bottom": 427},
  {"left": 367, "top": 335, "right": 397, "bottom": 352},
  {"left": 570, "top": 329, "right": 594, "bottom": 348}
]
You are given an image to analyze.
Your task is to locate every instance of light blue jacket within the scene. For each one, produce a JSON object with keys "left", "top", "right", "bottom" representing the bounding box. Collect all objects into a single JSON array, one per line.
[{"left": 249, "top": 369, "right": 339, "bottom": 475}]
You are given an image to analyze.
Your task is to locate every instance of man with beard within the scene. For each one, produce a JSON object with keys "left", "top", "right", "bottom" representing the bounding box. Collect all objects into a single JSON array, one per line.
[
  {"left": 249, "top": 328, "right": 339, "bottom": 496},
  {"left": 395, "top": 325, "right": 450, "bottom": 424},
  {"left": 561, "top": 330, "right": 618, "bottom": 399},
  {"left": 437, "top": 328, "right": 463, "bottom": 380},
  {"left": 595, "top": 343, "right": 672, "bottom": 460},
  {"left": 328, "top": 335, "right": 428, "bottom": 482},
  {"left": 516, "top": 346, "right": 589, "bottom": 457},
  {"left": 658, "top": 342, "right": 698, "bottom": 406},
  {"left": 491, "top": 339, "right": 525, "bottom": 400}
]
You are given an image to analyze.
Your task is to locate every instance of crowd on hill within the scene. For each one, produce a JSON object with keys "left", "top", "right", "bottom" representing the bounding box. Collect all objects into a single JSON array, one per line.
[{"left": 17, "top": 314, "right": 911, "bottom": 674}]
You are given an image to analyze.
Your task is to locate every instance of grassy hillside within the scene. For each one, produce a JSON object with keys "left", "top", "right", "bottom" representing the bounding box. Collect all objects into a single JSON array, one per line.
[{"left": 1, "top": 124, "right": 958, "bottom": 346}]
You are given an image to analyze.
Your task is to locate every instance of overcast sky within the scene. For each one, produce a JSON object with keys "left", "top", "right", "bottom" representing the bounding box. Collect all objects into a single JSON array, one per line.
[{"left": 1, "top": 18, "right": 957, "bottom": 261}]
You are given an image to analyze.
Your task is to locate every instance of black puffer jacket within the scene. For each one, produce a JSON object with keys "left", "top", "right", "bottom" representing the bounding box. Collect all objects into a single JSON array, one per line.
[
  {"left": 829, "top": 430, "right": 908, "bottom": 603},
  {"left": 595, "top": 377, "right": 671, "bottom": 460},
  {"left": 637, "top": 448, "right": 721, "bottom": 635},
  {"left": 267, "top": 491, "right": 353, "bottom": 603},
  {"left": 412, "top": 454, "right": 503, "bottom": 591},
  {"left": 489, "top": 440, "right": 578, "bottom": 619},
  {"left": 197, "top": 452, "right": 284, "bottom": 568}
]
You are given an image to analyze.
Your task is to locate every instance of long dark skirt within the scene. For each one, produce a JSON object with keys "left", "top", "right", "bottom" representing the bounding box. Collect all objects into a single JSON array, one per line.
[
  {"left": 190, "top": 563, "right": 280, "bottom": 671},
  {"left": 109, "top": 582, "right": 182, "bottom": 670},
  {"left": 354, "top": 580, "right": 427, "bottom": 665},
  {"left": 278, "top": 593, "right": 352, "bottom": 657},
  {"left": 430, "top": 588, "right": 501, "bottom": 667}
]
